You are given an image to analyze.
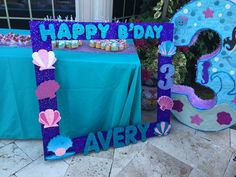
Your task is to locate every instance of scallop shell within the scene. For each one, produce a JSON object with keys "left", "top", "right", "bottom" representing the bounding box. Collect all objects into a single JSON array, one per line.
[
  {"left": 157, "top": 96, "right": 174, "bottom": 111},
  {"left": 36, "top": 80, "right": 60, "bottom": 100},
  {"left": 158, "top": 41, "right": 176, "bottom": 57},
  {"left": 154, "top": 122, "right": 171, "bottom": 136},
  {"left": 47, "top": 135, "right": 73, "bottom": 157},
  {"left": 39, "top": 109, "right": 61, "bottom": 128},
  {"left": 32, "top": 49, "right": 57, "bottom": 71}
]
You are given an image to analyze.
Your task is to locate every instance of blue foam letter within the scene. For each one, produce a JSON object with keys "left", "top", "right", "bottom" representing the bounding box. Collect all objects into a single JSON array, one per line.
[
  {"left": 113, "top": 127, "right": 125, "bottom": 148},
  {"left": 137, "top": 123, "right": 150, "bottom": 141},
  {"left": 58, "top": 23, "right": 71, "bottom": 40},
  {"left": 118, "top": 25, "right": 128, "bottom": 39},
  {"left": 86, "top": 24, "right": 98, "bottom": 40},
  {"left": 144, "top": 25, "right": 154, "bottom": 39},
  {"left": 153, "top": 25, "right": 163, "bottom": 39},
  {"left": 98, "top": 24, "right": 110, "bottom": 39},
  {"left": 84, "top": 133, "right": 100, "bottom": 155},
  {"left": 125, "top": 125, "right": 137, "bottom": 145},
  {"left": 97, "top": 129, "right": 112, "bottom": 151},
  {"left": 39, "top": 24, "right": 56, "bottom": 41},
  {"left": 134, "top": 25, "right": 144, "bottom": 39},
  {"left": 72, "top": 24, "right": 85, "bottom": 39}
]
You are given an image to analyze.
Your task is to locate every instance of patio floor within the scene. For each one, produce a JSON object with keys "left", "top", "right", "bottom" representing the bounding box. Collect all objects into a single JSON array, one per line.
[{"left": 0, "top": 114, "right": 236, "bottom": 177}]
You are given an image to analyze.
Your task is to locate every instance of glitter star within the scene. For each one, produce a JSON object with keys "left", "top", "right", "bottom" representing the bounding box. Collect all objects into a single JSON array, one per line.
[
  {"left": 232, "top": 97, "right": 236, "bottom": 104},
  {"left": 191, "top": 114, "right": 203, "bottom": 125},
  {"left": 203, "top": 8, "right": 214, "bottom": 18}
]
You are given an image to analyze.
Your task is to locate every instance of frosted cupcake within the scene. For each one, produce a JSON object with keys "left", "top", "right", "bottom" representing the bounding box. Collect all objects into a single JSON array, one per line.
[
  {"left": 95, "top": 40, "right": 101, "bottom": 49},
  {"left": 52, "top": 41, "right": 57, "bottom": 48},
  {"left": 89, "top": 40, "right": 96, "bottom": 48},
  {"left": 65, "top": 41, "right": 71, "bottom": 48},
  {"left": 105, "top": 44, "right": 111, "bottom": 51},
  {"left": 101, "top": 42, "right": 106, "bottom": 50},
  {"left": 58, "top": 41, "right": 66, "bottom": 49},
  {"left": 111, "top": 42, "right": 119, "bottom": 51},
  {"left": 71, "top": 40, "right": 79, "bottom": 49}
]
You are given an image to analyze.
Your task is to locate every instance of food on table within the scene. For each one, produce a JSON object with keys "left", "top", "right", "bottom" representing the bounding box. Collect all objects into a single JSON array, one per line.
[
  {"left": 0, "top": 32, "right": 31, "bottom": 47},
  {"left": 89, "top": 39, "right": 127, "bottom": 52},
  {"left": 51, "top": 40, "right": 83, "bottom": 49}
]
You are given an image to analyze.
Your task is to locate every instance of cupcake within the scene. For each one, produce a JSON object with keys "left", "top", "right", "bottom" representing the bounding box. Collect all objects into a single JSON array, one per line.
[
  {"left": 118, "top": 43, "right": 125, "bottom": 51},
  {"left": 71, "top": 40, "right": 79, "bottom": 49},
  {"left": 101, "top": 42, "right": 106, "bottom": 50},
  {"left": 65, "top": 41, "right": 71, "bottom": 48},
  {"left": 111, "top": 42, "right": 119, "bottom": 51},
  {"left": 78, "top": 40, "right": 83, "bottom": 46},
  {"left": 58, "top": 41, "right": 66, "bottom": 49},
  {"left": 95, "top": 40, "right": 101, "bottom": 49},
  {"left": 52, "top": 41, "right": 57, "bottom": 48},
  {"left": 89, "top": 40, "right": 95, "bottom": 47},
  {"left": 105, "top": 44, "right": 111, "bottom": 51}
]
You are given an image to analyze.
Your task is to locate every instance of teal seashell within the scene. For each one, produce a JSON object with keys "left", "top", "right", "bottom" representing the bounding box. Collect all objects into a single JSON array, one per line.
[
  {"left": 158, "top": 41, "right": 176, "bottom": 57},
  {"left": 47, "top": 135, "right": 73, "bottom": 157},
  {"left": 154, "top": 121, "right": 171, "bottom": 136}
]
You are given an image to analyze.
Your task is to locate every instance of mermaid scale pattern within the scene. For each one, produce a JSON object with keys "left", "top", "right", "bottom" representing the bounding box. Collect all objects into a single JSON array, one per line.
[{"left": 171, "top": 0, "right": 236, "bottom": 131}]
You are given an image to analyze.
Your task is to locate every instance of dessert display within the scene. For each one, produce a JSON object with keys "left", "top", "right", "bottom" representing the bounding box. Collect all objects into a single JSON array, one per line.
[
  {"left": 0, "top": 32, "right": 31, "bottom": 47},
  {"left": 89, "top": 40, "right": 127, "bottom": 52},
  {"left": 52, "top": 40, "right": 83, "bottom": 49}
]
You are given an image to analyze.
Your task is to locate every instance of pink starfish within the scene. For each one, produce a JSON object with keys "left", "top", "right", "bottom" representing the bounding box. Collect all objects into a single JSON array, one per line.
[
  {"left": 203, "top": 8, "right": 214, "bottom": 18},
  {"left": 191, "top": 114, "right": 203, "bottom": 126},
  {"left": 232, "top": 97, "right": 236, "bottom": 104}
]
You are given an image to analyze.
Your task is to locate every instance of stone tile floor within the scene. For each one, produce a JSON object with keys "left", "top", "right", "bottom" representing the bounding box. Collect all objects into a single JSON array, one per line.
[{"left": 0, "top": 118, "right": 236, "bottom": 177}]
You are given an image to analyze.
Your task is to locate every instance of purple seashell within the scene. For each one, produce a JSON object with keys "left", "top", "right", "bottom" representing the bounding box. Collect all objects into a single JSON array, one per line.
[
  {"left": 172, "top": 100, "right": 184, "bottom": 112},
  {"left": 217, "top": 112, "right": 232, "bottom": 125},
  {"left": 36, "top": 80, "right": 60, "bottom": 100}
]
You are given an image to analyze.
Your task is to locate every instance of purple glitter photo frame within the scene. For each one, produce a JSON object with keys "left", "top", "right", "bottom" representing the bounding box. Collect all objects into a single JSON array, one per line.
[{"left": 29, "top": 21, "right": 174, "bottom": 160}]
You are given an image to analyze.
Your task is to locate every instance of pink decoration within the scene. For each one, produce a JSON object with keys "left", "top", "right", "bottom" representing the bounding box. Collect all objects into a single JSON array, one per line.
[
  {"left": 32, "top": 49, "right": 57, "bottom": 71},
  {"left": 157, "top": 96, "right": 174, "bottom": 111},
  {"left": 217, "top": 112, "right": 232, "bottom": 125},
  {"left": 36, "top": 80, "right": 60, "bottom": 100},
  {"left": 203, "top": 8, "right": 214, "bottom": 18},
  {"left": 191, "top": 114, "right": 203, "bottom": 125},
  {"left": 172, "top": 100, "right": 184, "bottom": 112},
  {"left": 39, "top": 109, "right": 61, "bottom": 128},
  {"left": 232, "top": 97, "right": 236, "bottom": 104},
  {"left": 55, "top": 148, "right": 66, "bottom": 156}
]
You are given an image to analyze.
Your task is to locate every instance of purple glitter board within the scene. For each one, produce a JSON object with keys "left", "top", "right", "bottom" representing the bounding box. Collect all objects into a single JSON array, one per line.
[{"left": 29, "top": 21, "right": 174, "bottom": 160}]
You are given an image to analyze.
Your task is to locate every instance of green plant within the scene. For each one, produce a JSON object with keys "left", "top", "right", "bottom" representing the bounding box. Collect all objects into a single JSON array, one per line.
[
  {"left": 153, "top": 0, "right": 191, "bottom": 20},
  {"left": 173, "top": 52, "right": 187, "bottom": 84}
]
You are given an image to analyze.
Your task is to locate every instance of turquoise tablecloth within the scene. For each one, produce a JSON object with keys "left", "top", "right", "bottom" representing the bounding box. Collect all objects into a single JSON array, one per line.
[{"left": 0, "top": 29, "right": 141, "bottom": 139}]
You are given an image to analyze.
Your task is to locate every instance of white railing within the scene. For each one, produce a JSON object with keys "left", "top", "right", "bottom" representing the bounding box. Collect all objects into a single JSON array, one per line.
[{"left": 0, "top": 0, "right": 75, "bottom": 29}]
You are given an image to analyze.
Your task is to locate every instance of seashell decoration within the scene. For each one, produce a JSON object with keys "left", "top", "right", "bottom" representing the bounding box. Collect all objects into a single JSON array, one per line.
[
  {"left": 39, "top": 109, "right": 61, "bottom": 128},
  {"left": 154, "top": 122, "right": 171, "bottom": 136},
  {"left": 157, "top": 96, "right": 174, "bottom": 111},
  {"left": 36, "top": 80, "right": 60, "bottom": 100},
  {"left": 32, "top": 49, "right": 57, "bottom": 71},
  {"left": 158, "top": 41, "right": 176, "bottom": 57},
  {"left": 47, "top": 135, "right": 73, "bottom": 157}
]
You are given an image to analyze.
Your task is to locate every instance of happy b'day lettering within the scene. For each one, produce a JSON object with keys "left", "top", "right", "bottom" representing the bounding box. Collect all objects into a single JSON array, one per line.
[{"left": 39, "top": 23, "right": 163, "bottom": 41}]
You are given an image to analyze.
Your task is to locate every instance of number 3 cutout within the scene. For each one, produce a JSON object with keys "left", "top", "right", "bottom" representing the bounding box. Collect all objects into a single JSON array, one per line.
[
  {"left": 158, "top": 64, "right": 175, "bottom": 90},
  {"left": 171, "top": 0, "right": 236, "bottom": 131}
]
